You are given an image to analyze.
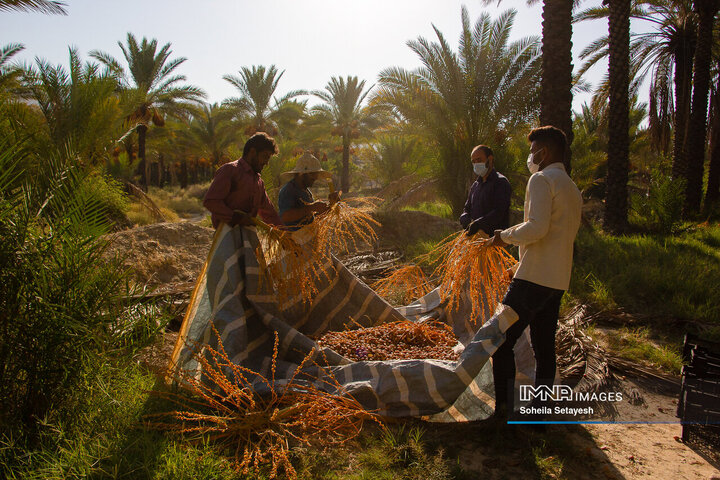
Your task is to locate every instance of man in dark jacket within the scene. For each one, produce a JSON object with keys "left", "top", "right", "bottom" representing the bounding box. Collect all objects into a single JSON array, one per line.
[{"left": 459, "top": 145, "right": 512, "bottom": 237}]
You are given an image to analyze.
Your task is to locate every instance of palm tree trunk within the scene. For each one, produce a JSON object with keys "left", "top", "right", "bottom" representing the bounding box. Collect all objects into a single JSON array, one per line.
[
  {"left": 604, "top": 0, "right": 631, "bottom": 233},
  {"left": 682, "top": 0, "right": 719, "bottom": 215},
  {"left": 670, "top": 33, "right": 697, "bottom": 183},
  {"left": 158, "top": 153, "right": 165, "bottom": 188},
  {"left": 540, "top": 0, "right": 574, "bottom": 173},
  {"left": 124, "top": 138, "right": 134, "bottom": 166},
  {"left": 704, "top": 83, "right": 720, "bottom": 209},
  {"left": 149, "top": 161, "right": 159, "bottom": 186},
  {"left": 341, "top": 136, "right": 350, "bottom": 193},
  {"left": 180, "top": 160, "right": 188, "bottom": 189},
  {"left": 137, "top": 124, "right": 148, "bottom": 190},
  {"left": 170, "top": 161, "right": 177, "bottom": 187},
  {"left": 191, "top": 158, "right": 199, "bottom": 184}
]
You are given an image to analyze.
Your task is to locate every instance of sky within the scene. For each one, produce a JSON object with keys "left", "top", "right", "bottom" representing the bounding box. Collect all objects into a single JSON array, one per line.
[{"left": 2, "top": 0, "right": 611, "bottom": 110}]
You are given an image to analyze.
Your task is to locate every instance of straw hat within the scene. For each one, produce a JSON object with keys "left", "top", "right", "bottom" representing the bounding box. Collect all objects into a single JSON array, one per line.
[{"left": 280, "top": 152, "right": 332, "bottom": 183}]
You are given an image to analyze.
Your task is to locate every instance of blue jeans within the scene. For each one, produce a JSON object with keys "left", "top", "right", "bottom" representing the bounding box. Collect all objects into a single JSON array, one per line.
[{"left": 492, "top": 278, "right": 564, "bottom": 412}]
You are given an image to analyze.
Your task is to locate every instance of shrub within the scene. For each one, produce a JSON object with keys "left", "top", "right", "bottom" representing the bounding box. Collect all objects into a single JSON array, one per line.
[
  {"left": 185, "top": 182, "right": 209, "bottom": 200},
  {"left": 104, "top": 151, "right": 139, "bottom": 183},
  {"left": 0, "top": 140, "right": 149, "bottom": 439},
  {"left": 631, "top": 165, "right": 684, "bottom": 233},
  {"left": 146, "top": 186, "right": 205, "bottom": 218},
  {"left": 77, "top": 171, "right": 130, "bottom": 225}
]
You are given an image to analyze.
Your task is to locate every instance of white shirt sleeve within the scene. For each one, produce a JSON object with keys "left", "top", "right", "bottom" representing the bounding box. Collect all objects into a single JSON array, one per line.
[{"left": 500, "top": 173, "right": 552, "bottom": 246}]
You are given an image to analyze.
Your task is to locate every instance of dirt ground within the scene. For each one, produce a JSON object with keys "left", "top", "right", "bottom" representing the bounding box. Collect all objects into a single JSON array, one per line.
[
  {"left": 443, "top": 420, "right": 719, "bottom": 480},
  {"left": 120, "top": 215, "right": 720, "bottom": 479},
  {"left": 103, "top": 221, "right": 214, "bottom": 289}
]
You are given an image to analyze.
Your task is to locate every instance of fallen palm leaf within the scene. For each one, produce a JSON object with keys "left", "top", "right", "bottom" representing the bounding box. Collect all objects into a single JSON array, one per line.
[{"left": 148, "top": 326, "right": 382, "bottom": 479}]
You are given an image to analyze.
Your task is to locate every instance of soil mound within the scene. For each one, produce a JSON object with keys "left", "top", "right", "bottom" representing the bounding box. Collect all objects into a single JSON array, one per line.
[
  {"left": 103, "top": 221, "right": 214, "bottom": 288},
  {"left": 101, "top": 210, "right": 458, "bottom": 294}
]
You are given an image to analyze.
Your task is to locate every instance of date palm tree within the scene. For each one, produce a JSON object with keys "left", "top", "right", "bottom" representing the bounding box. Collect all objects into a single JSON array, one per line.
[
  {"left": 375, "top": 7, "right": 541, "bottom": 214},
  {"left": 369, "top": 133, "right": 431, "bottom": 186},
  {"left": 683, "top": 0, "right": 719, "bottom": 214},
  {"left": 485, "top": 0, "right": 576, "bottom": 170},
  {"left": 179, "top": 102, "right": 236, "bottom": 168},
  {"left": 223, "top": 65, "right": 305, "bottom": 137},
  {"left": 0, "top": 43, "right": 28, "bottom": 139},
  {"left": 540, "top": 0, "right": 576, "bottom": 171},
  {"left": 701, "top": 17, "right": 720, "bottom": 210},
  {"left": 23, "top": 48, "right": 120, "bottom": 163},
  {"left": 312, "top": 76, "right": 380, "bottom": 193},
  {"left": 604, "top": 0, "right": 632, "bottom": 233},
  {"left": 91, "top": 33, "right": 205, "bottom": 188},
  {"left": 576, "top": 1, "right": 698, "bottom": 186},
  {"left": 705, "top": 77, "right": 720, "bottom": 209}
]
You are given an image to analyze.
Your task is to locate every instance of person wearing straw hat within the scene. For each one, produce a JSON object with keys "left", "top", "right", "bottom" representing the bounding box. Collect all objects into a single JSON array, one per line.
[{"left": 278, "top": 152, "right": 340, "bottom": 230}]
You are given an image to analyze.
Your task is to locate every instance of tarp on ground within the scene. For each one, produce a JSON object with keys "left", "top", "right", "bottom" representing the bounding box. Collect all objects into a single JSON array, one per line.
[{"left": 169, "top": 223, "right": 524, "bottom": 421}]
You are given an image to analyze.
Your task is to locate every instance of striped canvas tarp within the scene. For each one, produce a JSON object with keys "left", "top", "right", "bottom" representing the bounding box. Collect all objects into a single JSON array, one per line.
[{"left": 169, "top": 223, "right": 523, "bottom": 421}]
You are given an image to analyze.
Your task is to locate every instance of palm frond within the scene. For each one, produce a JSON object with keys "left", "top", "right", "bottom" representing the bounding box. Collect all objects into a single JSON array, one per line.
[
  {"left": 0, "top": 0, "right": 66, "bottom": 14},
  {"left": 0, "top": 43, "right": 24, "bottom": 67},
  {"left": 573, "top": 5, "right": 609, "bottom": 22}
]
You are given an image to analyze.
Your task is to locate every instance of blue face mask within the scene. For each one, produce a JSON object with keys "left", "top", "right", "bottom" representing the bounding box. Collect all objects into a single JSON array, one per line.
[{"left": 473, "top": 162, "right": 488, "bottom": 177}]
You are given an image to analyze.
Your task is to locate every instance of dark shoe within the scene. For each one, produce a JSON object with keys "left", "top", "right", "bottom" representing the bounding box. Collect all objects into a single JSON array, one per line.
[{"left": 482, "top": 404, "right": 509, "bottom": 429}]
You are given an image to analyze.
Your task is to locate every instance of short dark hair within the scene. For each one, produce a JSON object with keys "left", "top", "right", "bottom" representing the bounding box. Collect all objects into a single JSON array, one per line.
[
  {"left": 528, "top": 126, "right": 567, "bottom": 158},
  {"left": 472, "top": 145, "right": 494, "bottom": 159},
  {"left": 243, "top": 132, "right": 278, "bottom": 157}
]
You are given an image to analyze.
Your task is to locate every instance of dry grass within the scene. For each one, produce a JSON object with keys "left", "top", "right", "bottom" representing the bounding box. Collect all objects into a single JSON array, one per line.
[
  {"left": 126, "top": 203, "right": 179, "bottom": 225},
  {"left": 148, "top": 327, "right": 382, "bottom": 479}
]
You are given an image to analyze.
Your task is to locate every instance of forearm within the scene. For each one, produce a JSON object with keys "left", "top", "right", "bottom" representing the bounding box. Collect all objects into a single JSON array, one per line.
[
  {"left": 259, "top": 205, "right": 283, "bottom": 227},
  {"left": 280, "top": 206, "right": 313, "bottom": 224},
  {"left": 474, "top": 208, "right": 503, "bottom": 233},
  {"left": 501, "top": 220, "right": 548, "bottom": 245}
]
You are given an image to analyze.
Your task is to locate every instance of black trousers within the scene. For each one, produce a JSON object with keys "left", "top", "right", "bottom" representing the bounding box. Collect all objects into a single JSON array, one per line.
[{"left": 492, "top": 278, "right": 564, "bottom": 411}]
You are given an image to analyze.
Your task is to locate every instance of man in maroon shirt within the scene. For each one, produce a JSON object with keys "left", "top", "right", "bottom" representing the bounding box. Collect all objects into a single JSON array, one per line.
[{"left": 203, "top": 132, "right": 283, "bottom": 228}]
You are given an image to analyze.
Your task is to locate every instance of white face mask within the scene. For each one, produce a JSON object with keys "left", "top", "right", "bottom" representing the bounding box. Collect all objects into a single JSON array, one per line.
[
  {"left": 527, "top": 153, "right": 539, "bottom": 174},
  {"left": 473, "top": 162, "right": 488, "bottom": 177}
]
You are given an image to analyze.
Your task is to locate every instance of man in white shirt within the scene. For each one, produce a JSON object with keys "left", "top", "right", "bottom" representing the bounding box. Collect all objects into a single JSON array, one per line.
[{"left": 485, "top": 125, "right": 582, "bottom": 420}]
